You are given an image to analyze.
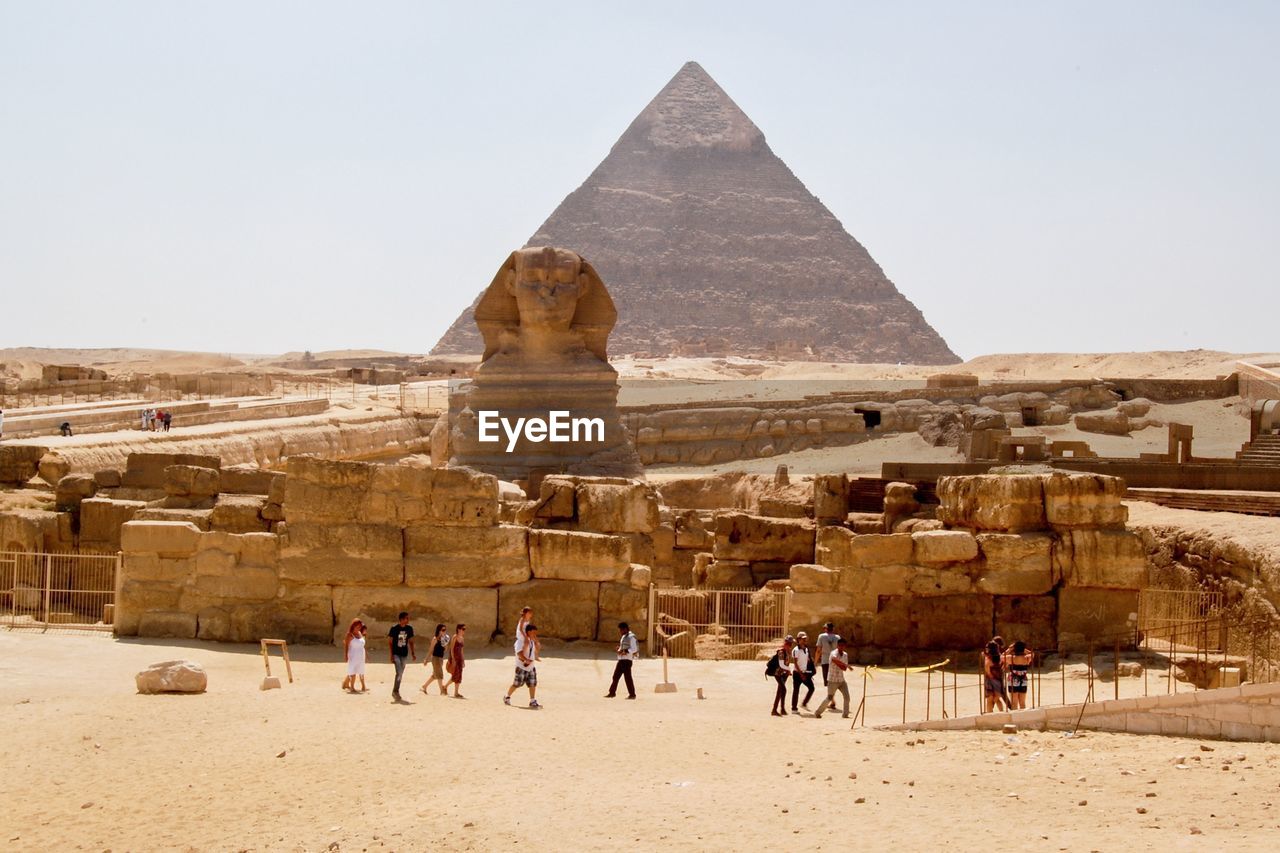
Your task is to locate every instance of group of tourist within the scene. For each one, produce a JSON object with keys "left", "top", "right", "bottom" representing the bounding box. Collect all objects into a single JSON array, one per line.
[
  {"left": 139, "top": 408, "right": 172, "bottom": 432},
  {"left": 338, "top": 606, "right": 640, "bottom": 708},
  {"left": 981, "top": 636, "right": 1035, "bottom": 712},
  {"left": 766, "top": 622, "right": 852, "bottom": 718}
]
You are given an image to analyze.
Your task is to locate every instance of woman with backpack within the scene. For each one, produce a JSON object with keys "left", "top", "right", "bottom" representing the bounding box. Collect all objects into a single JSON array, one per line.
[
  {"left": 421, "top": 623, "right": 450, "bottom": 696},
  {"left": 766, "top": 636, "right": 795, "bottom": 716}
]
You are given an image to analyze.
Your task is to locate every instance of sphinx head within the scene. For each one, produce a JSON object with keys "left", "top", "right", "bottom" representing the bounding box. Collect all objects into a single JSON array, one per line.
[{"left": 504, "top": 246, "right": 589, "bottom": 333}]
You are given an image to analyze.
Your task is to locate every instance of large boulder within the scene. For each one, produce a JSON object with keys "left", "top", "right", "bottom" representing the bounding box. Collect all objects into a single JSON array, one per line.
[
  {"left": 1056, "top": 529, "right": 1148, "bottom": 589},
  {"left": 529, "top": 529, "right": 630, "bottom": 582},
  {"left": 37, "top": 452, "right": 71, "bottom": 486},
  {"left": 120, "top": 520, "right": 203, "bottom": 558},
  {"left": 936, "top": 474, "right": 1048, "bottom": 532},
  {"left": 575, "top": 481, "right": 659, "bottom": 534},
  {"left": 1074, "top": 411, "right": 1132, "bottom": 435},
  {"left": 713, "top": 512, "right": 815, "bottom": 563},
  {"left": 788, "top": 563, "right": 840, "bottom": 593},
  {"left": 0, "top": 445, "right": 48, "bottom": 487},
  {"left": 55, "top": 474, "right": 97, "bottom": 511},
  {"left": 135, "top": 660, "right": 207, "bottom": 694},
  {"left": 165, "top": 465, "right": 221, "bottom": 499}
]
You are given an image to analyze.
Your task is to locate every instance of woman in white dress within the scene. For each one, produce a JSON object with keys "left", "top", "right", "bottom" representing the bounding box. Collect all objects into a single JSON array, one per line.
[{"left": 342, "top": 618, "right": 367, "bottom": 693}]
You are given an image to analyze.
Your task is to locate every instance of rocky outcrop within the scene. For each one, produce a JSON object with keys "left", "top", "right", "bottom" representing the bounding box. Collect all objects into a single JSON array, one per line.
[{"left": 432, "top": 62, "right": 957, "bottom": 364}]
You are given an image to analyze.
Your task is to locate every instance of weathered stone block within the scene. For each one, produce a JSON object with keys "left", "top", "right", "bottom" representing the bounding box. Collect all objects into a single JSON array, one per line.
[
  {"left": 332, "top": 585, "right": 496, "bottom": 646},
  {"left": 133, "top": 507, "right": 212, "bottom": 530},
  {"left": 907, "top": 567, "right": 974, "bottom": 596},
  {"left": 1074, "top": 411, "right": 1131, "bottom": 436},
  {"left": 78, "top": 498, "right": 146, "bottom": 550},
  {"left": 975, "top": 532, "right": 1054, "bottom": 595},
  {"left": 165, "top": 465, "right": 221, "bottom": 498},
  {"left": 121, "top": 521, "right": 203, "bottom": 558},
  {"left": 813, "top": 474, "right": 849, "bottom": 523},
  {"left": 714, "top": 512, "right": 815, "bottom": 563},
  {"left": 219, "top": 464, "right": 282, "bottom": 496},
  {"left": 704, "top": 559, "right": 753, "bottom": 588},
  {"left": 114, "top": 580, "right": 183, "bottom": 635},
  {"left": 576, "top": 481, "right": 659, "bottom": 534},
  {"left": 93, "top": 468, "right": 123, "bottom": 489},
  {"left": 994, "top": 595, "right": 1057, "bottom": 651},
  {"left": 674, "top": 511, "right": 714, "bottom": 550},
  {"left": 529, "top": 529, "right": 629, "bottom": 582},
  {"left": 936, "top": 474, "right": 1048, "bottom": 532},
  {"left": 1058, "top": 587, "right": 1138, "bottom": 648},
  {"left": 0, "top": 509, "right": 64, "bottom": 552},
  {"left": 788, "top": 563, "right": 840, "bottom": 593},
  {"left": 404, "top": 523, "right": 530, "bottom": 587},
  {"left": 497, "top": 579, "right": 599, "bottom": 640},
  {"left": 55, "top": 474, "right": 97, "bottom": 511},
  {"left": 137, "top": 610, "right": 198, "bottom": 639},
  {"left": 817, "top": 528, "right": 913, "bottom": 569},
  {"left": 0, "top": 445, "right": 48, "bottom": 486},
  {"left": 278, "top": 521, "right": 404, "bottom": 585},
  {"left": 598, "top": 582, "right": 647, "bottom": 639},
  {"left": 193, "top": 566, "right": 278, "bottom": 601},
  {"left": 1057, "top": 529, "right": 1147, "bottom": 589},
  {"left": 912, "top": 530, "right": 979, "bottom": 564},
  {"left": 1043, "top": 472, "right": 1127, "bottom": 530},
  {"left": 38, "top": 452, "right": 71, "bottom": 486},
  {"left": 788, "top": 592, "right": 864, "bottom": 638},
  {"left": 535, "top": 476, "right": 576, "bottom": 519},
  {"left": 209, "top": 494, "right": 269, "bottom": 534}
]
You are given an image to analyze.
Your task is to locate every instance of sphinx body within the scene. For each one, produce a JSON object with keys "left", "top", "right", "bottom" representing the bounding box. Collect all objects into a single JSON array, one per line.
[{"left": 444, "top": 247, "right": 643, "bottom": 484}]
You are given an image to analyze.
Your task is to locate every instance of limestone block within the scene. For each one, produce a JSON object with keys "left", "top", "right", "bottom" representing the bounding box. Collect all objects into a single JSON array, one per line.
[
  {"left": 908, "top": 567, "right": 975, "bottom": 596},
  {"left": 497, "top": 579, "right": 599, "bottom": 640},
  {"left": 207, "top": 494, "right": 268, "bottom": 534},
  {"left": 705, "top": 560, "right": 753, "bottom": 588},
  {"left": 123, "top": 452, "right": 220, "bottom": 490},
  {"left": 135, "top": 660, "right": 206, "bottom": 693},
  {"left": 55, "top": 474, "right": 98, "bottom": 511},
  {"left": 1057, "top": 529, "right": 1148, "bottom": 589},
  {"left": 912, "top": 530, "right": 979, "bottom": 564},
  {"left": 38, "top": 452, "right": 71, "bottom": 486},
  {"left": 278, "top": 521, "right": 404, "bottom": 585},
  {"left": 121, "top": 521, "right": 203, "bottom": 558},
  {"left": 788, "top": 592, "right": 864, "bottom": 638},
  {"left": 133, "top": 508, "right": 212, "bottom": 530},
  {"left": 788, "top": 563, "right": 840, "bottom": 593},
  {"left": 535, "top": 476, "right": 576, "bottom": 519},
  {"left": 1057, "top": 587, "right": 1139, "bottom": 648},
  {"left": 674, "top": 511, "right": 714, "bottom": 550},
  {"left": 598, "top": 582, "right": 647, "bottom": 639},
  {"left": 1074, "top": 411, "right": 1131, "bottom": 436},
  {"left": 165, "top": 465, "right": 221, "bottom": 499},
  {"left": 114, "top": 580, "right": 183, "bottom": 635},
  {"left": 628, "top": 564, "right": 652, "bottom": 590},
  {"left": 120, "top": 554, "right": 195, "bottom": 585},
  {"left": 332, "top": 585, "right": 497, "bottom": 646},
  {"left": 576, "top": 481, "right": 659, "bottom": 533},
  {"left": 837, "top": 563, "right": 912, "bottom": 601},
  {"left": 219, "top": 464, "right": 282, "bottom": 496},
  {"left": 817, "top": 528, "right": 914, "bottom": 569},
  {"left": 262, "top": 582, "right": 334, "bottom": 643},
  {"left": 78, "top": 498, "right": 146, "bottom": 551},
  {"left": 137, "top": 611, "right": 198, "bottom": 639},
  {"left": 193, "top": 566, "right": 278, "bottom": 601},
  {"left": 713, "top": 512, "right": 815, "bottom": 563},
  {"left": 913, "top": 594, "right": 994, "bottom": 649},
  {"left": 93, "top": 468, "right": 123, "bottom": 489},
  {"left": 196, "top": 607, "right": 232, "bottom": 642},
  {"left": 237, "top": 532, "right": 279, "bottom": 568},
  {"left": 813, "top": 474, "right": 849, "bottom": 523},
  {"left": 652, "top": 524, "right": 675, "bottom": 565},
  {"left": 994, "top": 595, "right": 1057, "bottom": 651},
  {"left": 529, "top": 529, "right": 629, "bottom": 582},
  {"left": 0, "top": 445, "right": 47, "bottom": 486},
  {"left": 404, "top": 523, "right": 530, "bottom": 587},
  {"left": 0, "top": 509, "right": 63, "bottom": 553},
  {"left": 936, "top": 474, "right": 1048, "bottom": 532},
  {"left": 1043, "top": 472, "right": 1127, "bottom": 530},
  {"left": 1118, "top": 398, "right": 1153, "bottom": 417},
  {"left": 975, "top": 533, "right": 1054, "bottom": 595}
]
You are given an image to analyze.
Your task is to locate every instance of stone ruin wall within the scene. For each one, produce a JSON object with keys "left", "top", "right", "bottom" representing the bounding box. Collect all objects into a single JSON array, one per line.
[{"left": 113, "top": 457, "right": 655, "bottom": 646}]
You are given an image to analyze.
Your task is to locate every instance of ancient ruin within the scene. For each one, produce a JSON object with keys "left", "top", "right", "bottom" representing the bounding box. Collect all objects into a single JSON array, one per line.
[
  {"left": 432, "top": 62, "right": 958, "bottom": 363},
  {"left": 439, "top": 247, "right": 643, "bottom": 484}
]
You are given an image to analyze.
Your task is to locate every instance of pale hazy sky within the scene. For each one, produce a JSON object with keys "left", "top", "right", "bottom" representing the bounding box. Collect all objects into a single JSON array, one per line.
[{"left": 1, "top": 2, "right": 1276, "bottom": 360}]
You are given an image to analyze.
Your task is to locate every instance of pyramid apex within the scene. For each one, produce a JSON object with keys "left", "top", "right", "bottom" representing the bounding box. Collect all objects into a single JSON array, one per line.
[{"left": 620, "top": 61, "right": 763, "bottom": 152}]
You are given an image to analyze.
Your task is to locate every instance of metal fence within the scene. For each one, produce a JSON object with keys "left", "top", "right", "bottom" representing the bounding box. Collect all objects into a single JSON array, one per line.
[
  {"left": 647, "top": 585, "right": 791, "bottom": 660},
  {"left": 0, "top": 551, "right": 119, "bottom": 633}
]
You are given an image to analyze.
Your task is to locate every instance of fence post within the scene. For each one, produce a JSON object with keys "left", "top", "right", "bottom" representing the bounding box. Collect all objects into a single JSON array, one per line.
[
  {"left": 782, "top": 587, "right": 792, "bottom": 637},
  {"left": 646, "top": 583, "right": 656, "bottom": 652},
  {"left": 41, "top": 553, "right": 52, "bottom": 631},
  {"left": 1114, "top": 639, "right": 1120, "bottom": 701}
]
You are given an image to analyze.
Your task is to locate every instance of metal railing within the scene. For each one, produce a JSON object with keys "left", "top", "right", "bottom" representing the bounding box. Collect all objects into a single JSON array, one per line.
[
  {"left": 647, "top": 585, "right": 791, "bottom": 661},
  {"left": 0, "top": 550, "right": 119, "bottom": 633}
]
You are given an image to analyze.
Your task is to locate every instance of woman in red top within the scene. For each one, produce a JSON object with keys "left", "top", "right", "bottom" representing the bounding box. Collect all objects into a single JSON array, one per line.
[{"left": 447, "top": 623, "right": 466, "bottom": 699}]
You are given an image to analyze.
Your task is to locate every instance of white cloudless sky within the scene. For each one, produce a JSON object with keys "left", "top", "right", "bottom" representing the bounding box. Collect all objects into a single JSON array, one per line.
[{"left": 1, "top": 1, "right": 1276, "bottom": 360}]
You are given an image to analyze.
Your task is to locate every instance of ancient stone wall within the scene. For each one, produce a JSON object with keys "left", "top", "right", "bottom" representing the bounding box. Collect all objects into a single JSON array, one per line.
[{"left": 114, "top": 459, "right": 655, "bottom": 645}]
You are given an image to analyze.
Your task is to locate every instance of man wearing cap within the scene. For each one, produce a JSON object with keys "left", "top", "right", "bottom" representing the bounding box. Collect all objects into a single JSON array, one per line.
[
  {"left": 814, "top": 638, "right": 852, "bottom": 719},
  {"left": 605, "top": 621, "right": 639, "bottom": 699},
  {"left": 789, "top": 631, "right": 816, "bottom": 712}
]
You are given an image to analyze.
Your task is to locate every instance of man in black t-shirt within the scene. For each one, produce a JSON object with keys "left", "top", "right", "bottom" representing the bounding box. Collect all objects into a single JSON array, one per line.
[{"left": 387, "top": 612, "right": 416, "bottom": 701}]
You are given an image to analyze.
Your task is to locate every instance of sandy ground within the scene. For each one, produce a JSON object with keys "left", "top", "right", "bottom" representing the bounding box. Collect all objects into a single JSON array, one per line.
[{"left": 2, "top": 632, "right": 1279, "bottom": 852}]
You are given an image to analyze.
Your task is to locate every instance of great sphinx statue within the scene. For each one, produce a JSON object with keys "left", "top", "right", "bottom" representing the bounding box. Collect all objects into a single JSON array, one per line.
[{"left": 442, "top": 246, "right": 644, "bottom": 485}]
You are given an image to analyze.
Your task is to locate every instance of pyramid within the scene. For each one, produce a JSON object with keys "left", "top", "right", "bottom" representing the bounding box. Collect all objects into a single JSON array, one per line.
[{"left": 433, "top": 62, "right": 959, "bottom": 364}]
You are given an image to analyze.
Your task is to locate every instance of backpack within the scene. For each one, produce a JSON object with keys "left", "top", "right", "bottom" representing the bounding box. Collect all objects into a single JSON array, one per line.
[{"left": 765, "top": 654, "right": 781, "bottom": 678}]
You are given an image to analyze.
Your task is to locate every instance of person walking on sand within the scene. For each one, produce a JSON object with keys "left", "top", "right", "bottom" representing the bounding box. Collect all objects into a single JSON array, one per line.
[
  {"left": 767, "top": 636, "right": 794, "bottom": 716},
  {"left": 814, "top": 638, "right": 852, "bottom": 719},
  {"left": 162, "top": 410, "right": 172, "bottom": 431},
  {"left": 816, "top": 622, "right": 839, "bottom": 687},
  {"left": 504, "top": 623, "right": 541, "bottom": 708},
  {"left": 387, "top": 611, "right": 416, "bottom": 701},
  {"left": 605, "top": 622, "right": 639, "bottom": 699},
  {"left": 790, "top": 631, "right": 816, "bottom": 712},
  {"left": 342, "top": 619, "right": 367, "bottom": 693},
  {"left": 446, "top": 623, "right": 466, "bottom": 698},
  {"left": 421, "top": 622, "right": 450, "bottom": 696}
]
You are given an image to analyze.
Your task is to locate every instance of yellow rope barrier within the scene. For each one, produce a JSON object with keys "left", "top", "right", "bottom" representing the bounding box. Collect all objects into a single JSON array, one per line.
[{"left": 864, "top": 659, "right": 950, "bottom": 678}]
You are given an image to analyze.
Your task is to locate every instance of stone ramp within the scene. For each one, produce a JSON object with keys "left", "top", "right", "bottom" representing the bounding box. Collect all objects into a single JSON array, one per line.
[
  {"left": 888, "top": 682, "right": 1280, "bottom": 742},
  {"left": 1125, "top": 488, "right": 1280, "bottom": 516}
]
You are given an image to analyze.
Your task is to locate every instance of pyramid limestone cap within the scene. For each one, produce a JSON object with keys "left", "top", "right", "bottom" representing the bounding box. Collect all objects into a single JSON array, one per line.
[{"left": 620, "top": 61, "right": 763, "bottom": 152}]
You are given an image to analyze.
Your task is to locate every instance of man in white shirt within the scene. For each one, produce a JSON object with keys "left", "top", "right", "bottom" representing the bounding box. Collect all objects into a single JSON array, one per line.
[
  {"left": 789, "top": 632, "right": 816, "bottom": 712},
  {"left": 504, "top": 622, "right": 541, "bottom": 709},
  {"left": 816, "top": 622, "right": 839, "bottom": 685},
  {"left": 605, "top": 621, "right": 639, "bottom": 699},
  {"left": 814, "top": 637, "right": 852, "bottom": 719}
]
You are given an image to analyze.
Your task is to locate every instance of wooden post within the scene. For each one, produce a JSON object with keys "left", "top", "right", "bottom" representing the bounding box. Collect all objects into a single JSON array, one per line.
[
  {"left": 1114, "top": 639, "right": 1120, "bottom": 701},
  {"left": 926, "top": 667, "right": 932, "bottom": 721},
  {"left": 902, "top": 663, "right": 908, "bottom": 724},
  {"left": 1086, "top": 645, "right": 1094, "bottom": 704}
]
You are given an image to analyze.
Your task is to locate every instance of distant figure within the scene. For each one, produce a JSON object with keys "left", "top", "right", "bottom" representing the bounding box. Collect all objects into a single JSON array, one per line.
[
  {"left": 162, "top": 410, "right": 172, "bottom": 431},
  {"left": 605, "top": 621, "right": 638, "bottom": 699},
  {"left": 790, "top": 631, "right": 816, "bottom": 712},
  {"left": 766, "top": 636, "right": 794, "bottom": 716},
  {"left": 1003, "top": 640, "right": 1033, "bottom": 710},
  {"left": 140, "top": 408, "right": 149, "bottom": 431},
  {"left": 983, "top": 641, "right": 1009, "bottom": 713},
  {"left": 446, "top": 623, "right": 466, "bottom": 698},
  {"left": 421, "top": 622, "right": 450, "bottom": 696},
  {"left": 342, "top": 619, "right": 367, "bottom": 693},
  {"left": 814, "top": 638, "right": 852, "bottom": 719},
  {"left": 816, "top": 621, "right": 839, "bottom": 686},
  {"left": 504, "top": 622, "right": 540, "bottom": 708},
  {"left": 387, "top": 611, "right": 416, "bottom": 701},
  {"left": 59, "top": 421, "right": 73, "bottom": 437}
]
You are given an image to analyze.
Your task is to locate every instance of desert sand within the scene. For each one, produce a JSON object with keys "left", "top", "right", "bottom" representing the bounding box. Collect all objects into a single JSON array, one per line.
[{"left": 2, "top": 631, "right": 1278, "bottom": 851}]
